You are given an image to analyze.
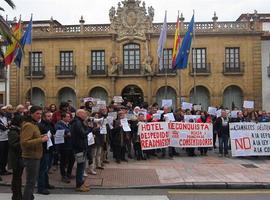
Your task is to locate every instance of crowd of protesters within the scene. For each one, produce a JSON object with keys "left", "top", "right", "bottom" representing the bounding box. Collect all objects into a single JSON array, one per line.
[{"left": 0, "top": 99, "right": 269, "bottom": 199}]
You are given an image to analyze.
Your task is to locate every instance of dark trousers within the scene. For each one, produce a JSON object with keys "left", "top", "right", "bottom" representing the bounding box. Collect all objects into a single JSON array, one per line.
[
  {"left": 11, "top": 163, "right": 24, "bottom": 200},
  {"left": 133, "top": 142, "right": 144, "bottom": 160},
  {"left": 114, "top": 145, "right": 126, "bottom": 161},
  {"left": 213, "top": 131, "right": 217, "bottom": 148},
  {"left": 0, "top": 140, "right": 8, "bottom": 173},
  {"left": 22, "top": 159, "right": 40, "bottom": 200},
  {"left": 161, "top": 147, "right": 174, "bottom": 157},
  {"left": 37, "top": 153, "right": 50, "bottom": 192},
  {"left": 59, "top": 149, "right": 75, "bottom": 178},
  {"left": 199, "top": 147, "right": 208, "bottom": 155},
  {"left": 186, "top": 148, "right": 196, "bottom": 156},
  {"left": 219, "top": 134, "right": 229, "bottom": 155},
  {"left": 76, "top": 161, "right": 85, "bottom": 188}
]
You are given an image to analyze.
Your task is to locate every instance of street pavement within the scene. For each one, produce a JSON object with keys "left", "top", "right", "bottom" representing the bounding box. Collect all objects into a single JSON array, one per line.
[
  {"left": 1, "top": 188, "right": 270, "bottom": 200},
  {"left": 1, "top": 149, "right": 270, "bottom": 189}
]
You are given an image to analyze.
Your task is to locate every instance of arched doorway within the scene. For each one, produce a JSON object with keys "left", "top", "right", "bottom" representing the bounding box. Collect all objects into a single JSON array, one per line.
[
  {"left": 122, "top": 85, "right": 144, "bottom": 106},
  {"left": 58, "top": 87, "right": 76, "bottom": 107},
  {"left": 156, "top": 86, "right": 177, "bottom": 109},
  {"left": 89, "top": 87, "right": 108, "bottom": 103},
  {"left": 27, "top": 87, "right": 45, "bottom": 107},
  {"left": 190, "top": 86, "right": 210, "bottom": 110},
  {"left": 223, "top": 85, "right": 243, "bottom": 109}
]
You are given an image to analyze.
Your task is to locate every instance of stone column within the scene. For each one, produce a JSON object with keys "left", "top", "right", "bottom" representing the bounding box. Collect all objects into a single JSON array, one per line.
[
  {"left": 110, "top": 77, "right": 116, "bottom": 101},
  {"left": 147, "top": 76, "right": 152, "bottom": 104}
]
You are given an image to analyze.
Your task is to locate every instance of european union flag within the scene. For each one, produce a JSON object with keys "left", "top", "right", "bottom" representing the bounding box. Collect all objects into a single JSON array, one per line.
[
  {"left": 14, "top": 17, "right": 32, "bottom": 68},
  {"left": 174, "top": 15, "right": 194, "bottom": 70}
]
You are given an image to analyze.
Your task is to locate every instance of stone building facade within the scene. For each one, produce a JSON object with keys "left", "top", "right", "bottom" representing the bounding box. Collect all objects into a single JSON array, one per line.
[{"left": 9, "top": 0, "right": 263, "bottom": 110}]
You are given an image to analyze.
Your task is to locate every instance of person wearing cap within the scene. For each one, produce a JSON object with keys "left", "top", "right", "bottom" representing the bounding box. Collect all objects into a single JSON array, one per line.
[{"left": 20, "top": 106, "right": 49, "bottom": 200}]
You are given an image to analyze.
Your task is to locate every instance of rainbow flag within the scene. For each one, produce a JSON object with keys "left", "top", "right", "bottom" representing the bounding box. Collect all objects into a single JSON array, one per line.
[
  {"left": 4, "top": 20, "right": 22, "bottom": 66},
  {"left": 172, "top": 14, "right": 181, "bottom": 68}
]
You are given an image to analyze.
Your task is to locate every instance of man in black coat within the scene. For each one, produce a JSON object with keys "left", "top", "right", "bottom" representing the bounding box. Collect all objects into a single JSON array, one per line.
[
  {"left": 215, "top": 110, "right": 230, "bottom": 157},
  {"left": 37, "top": 111, "right": 55, "bottom": 195},
  {"left": 70, "top": 109, "right": 89, "bottom": 192}
]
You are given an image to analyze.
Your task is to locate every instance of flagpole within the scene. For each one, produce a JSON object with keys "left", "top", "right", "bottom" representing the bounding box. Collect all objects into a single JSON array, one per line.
[
  {"left": 177, "top": 11, "right": 182, "bottom": 108},
  {"left": 30, "top": 14, "right": 33, "bottom": 103},
  {"left": 192, "top": 10, "right": 197, "bottom": 105}
]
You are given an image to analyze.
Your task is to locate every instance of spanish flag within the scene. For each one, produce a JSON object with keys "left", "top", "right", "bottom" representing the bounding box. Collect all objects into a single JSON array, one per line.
[
  {"left": 172, "top": 14, "right": 181, "bottom": 68},
  {"left": 4, "top": 19, "right": 22, "bottom": 66}
]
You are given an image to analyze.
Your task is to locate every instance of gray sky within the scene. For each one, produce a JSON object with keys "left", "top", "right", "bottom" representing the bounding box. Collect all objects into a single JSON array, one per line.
[{"left": 3, "top": 0, "right": 270, "bottom": 24}]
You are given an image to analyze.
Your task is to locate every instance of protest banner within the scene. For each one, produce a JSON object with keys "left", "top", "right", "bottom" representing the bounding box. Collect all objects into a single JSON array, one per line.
[
  {"left": 182, "top": 102, "right": 193, "bottom": 110},
  {"left": 162, "top": 99, "right": 173, "bottom": 108},
  {"left": 208, "top": 107, "right": 217, "bottom": 116},
  {"left": 184, "top": 115, "right": 200, "bottom": 122},
  {"left": 168, "top": 122, "right": 213, "bottom": 148},
  {"left": 138, "top": 122, "right": 170, "bottom": 150},
  {"left": 243, "top": 100, "right": 254, "bottom": 109},
  {"left": 138, "top": 121, "right": 213, "bottom": 150},
  {"left": 193, "top": 105, "right": 202, "bottom": 111},
  {"left": 113, "top": 96, "right": 124, "bottom": 103},
  {"left": 230, "top": 122, "right": 270, "bottom": 157}
]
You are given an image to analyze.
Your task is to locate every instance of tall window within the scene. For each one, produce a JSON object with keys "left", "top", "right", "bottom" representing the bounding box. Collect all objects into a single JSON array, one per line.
[
  {"left": 225, "top": 47, "right": 240, "bottom": 69},
  {"left": 123, "top": 43, "right": 140, "bottom": 74},
  {"left": 29, "top": 52, "right": 43, "bottom": 72},
  {"left": 91, "top": 50, "right": 105, "bottom": 74},
  {"left": 160, "top": 49, "right": 173, "bottom": 72},
  {"left": 192, "top": 48, "right": 207, "bottom": 70},
  {"left": 60, "top": 51, "right": 73, "bottom": 71}
]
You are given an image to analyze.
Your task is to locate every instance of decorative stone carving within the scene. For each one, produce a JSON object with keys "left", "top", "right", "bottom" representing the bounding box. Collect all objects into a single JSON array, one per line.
[
  {"left": 109, "top": 0, "right": 154, "bottom": 40},
  {"left": 143, "top": 55, "right": 153, "bottom": 73},
  {"left": 110, "top": 53, "right": 119, "bottom": 74},
  {"left": 109, "top": 7, "right": 116, "bottom": 22}
]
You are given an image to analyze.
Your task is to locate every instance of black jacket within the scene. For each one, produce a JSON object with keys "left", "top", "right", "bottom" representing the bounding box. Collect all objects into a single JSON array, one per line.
[
  {"left": 215, "top": 117, "right": 230, "bottom": 137},
  {"left": 38, "top": 119, "right": 55, "bottom": 154},
  {"left": 8, "top": 125, "right": 22, "bottom": 169},
  {"left": 70, "top": 116, "right": 88, "bottom": 153}
]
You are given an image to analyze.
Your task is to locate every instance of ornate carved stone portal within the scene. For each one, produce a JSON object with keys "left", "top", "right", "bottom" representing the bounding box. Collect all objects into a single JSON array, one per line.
[{"left": 109, "top": 0, "right": 154, "bottom": 41}]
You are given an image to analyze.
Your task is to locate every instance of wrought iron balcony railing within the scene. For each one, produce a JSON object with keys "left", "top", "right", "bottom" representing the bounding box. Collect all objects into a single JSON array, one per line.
[
  {"left": 24, "top": 66, "right": 45, "bottom": 78},
  {"left": 189, "top": 63, "right": 211, "bottom": 76},
  {"left": 223, "top": 62, "right": 245, "bottom": 75},
  {"left": 87, "top": 65, "right": 107, "bottom": 76},
  {"left": 55, "top": 65, "right": 76, "bottom": 78}
]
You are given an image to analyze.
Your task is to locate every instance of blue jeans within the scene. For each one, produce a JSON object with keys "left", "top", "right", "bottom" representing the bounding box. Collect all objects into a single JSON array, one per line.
[
  {"left": 76, "top": 161, "right": 85, "bottom": 188},
  {"left": 219, "top": 134, "right": 229, "bottom": 155},
  {"left": 37, "top": 153, "right": 50, "bottom": 192}
]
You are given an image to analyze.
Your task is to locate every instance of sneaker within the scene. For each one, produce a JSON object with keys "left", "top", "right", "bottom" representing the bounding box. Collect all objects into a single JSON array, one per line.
[
  {"left": 37, "top": 189, "right": 50, "bottom": 195},
  {"left": 88, "top": 169, "right": 97, "bottom": 175},
  {"left": 61, "top": 176, "right": 71, "bottom": 183},
  {"left": 224, "top": 154, "right": 229, "bottom": 158},
  {"left": 75, "top": 185, "right": 90, "bottom": 192},
  {"left": 218, "top": 154, "right": 223, "bottom": 157},
  {"left": 83, "top": 172, "right": 88, "bottom": 177},
  {"left": 96, "top": 166, "right": 104, "bottom": 170}
]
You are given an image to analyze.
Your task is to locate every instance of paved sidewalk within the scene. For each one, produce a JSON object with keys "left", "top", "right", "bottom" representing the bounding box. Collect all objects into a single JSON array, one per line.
[{"left": 1, "top": 149, "right": 270, "bottom": 189}]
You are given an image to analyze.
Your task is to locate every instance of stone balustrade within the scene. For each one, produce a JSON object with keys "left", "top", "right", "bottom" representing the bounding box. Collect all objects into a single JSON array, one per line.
[{"left": 31, "top": 21, "right": 258, "bottom": 37}]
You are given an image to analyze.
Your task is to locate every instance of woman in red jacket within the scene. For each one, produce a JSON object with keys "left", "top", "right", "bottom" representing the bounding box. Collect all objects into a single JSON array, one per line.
[{"left": 196, "top": 111, "right": 212, "bottom": 156}]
